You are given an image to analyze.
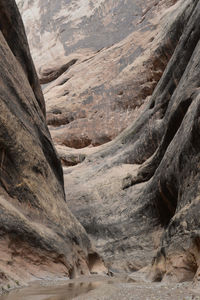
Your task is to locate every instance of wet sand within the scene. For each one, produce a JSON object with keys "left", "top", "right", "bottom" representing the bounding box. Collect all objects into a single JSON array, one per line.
[
  {"left": 0, "top": 278, "right": 103, "bottom": 300},
  {"left": 0, "top": 274, "right": 200, "bottom": 300}
]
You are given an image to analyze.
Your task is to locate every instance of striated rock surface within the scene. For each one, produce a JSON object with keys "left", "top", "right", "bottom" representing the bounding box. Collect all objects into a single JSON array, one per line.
[
  {"left": 17, "top": 0, "right": 200, "bottom": 284},
  {"left": 17, "top": 0, "right": 181, "bottom": 148},
  {"left": 56, "top": 0, "right": 200, "bottom": 282},
  {"left": 0, "top": 0, "right": 106, "bottom": 288}
]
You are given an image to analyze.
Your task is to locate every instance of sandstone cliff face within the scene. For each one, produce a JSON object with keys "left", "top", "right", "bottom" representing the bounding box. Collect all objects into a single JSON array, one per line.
[
  {"left": 17, "top": 0, "right": 200, "bottom": 284},
  {"left": 52, "top": 0, "right": 200, "bottom": 282},
  {"left": 17, "top": 0, "right": 181, "bottom": 148},
  {"left": 0, "top": 0, "right": 103, "bottom": 287}
]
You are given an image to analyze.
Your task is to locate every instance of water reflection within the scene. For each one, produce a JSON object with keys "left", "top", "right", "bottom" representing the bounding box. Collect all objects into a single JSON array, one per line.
[{"left": 0, "top": 281, "right": 103, "bottom": 300}]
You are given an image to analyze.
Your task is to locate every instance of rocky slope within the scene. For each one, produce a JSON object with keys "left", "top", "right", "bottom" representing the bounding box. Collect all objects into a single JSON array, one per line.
[
  {"left": 17, "top": 0, "right": 181, "bottom": 148},
  {"left": 62, "top": 0, "right": 200, "bottom": 282},
  {"left": 0, "top": 0, "right": 106, "bottom": 289},
  {"left": 17, "top": 0, "right": 200, "bottom": 284}
]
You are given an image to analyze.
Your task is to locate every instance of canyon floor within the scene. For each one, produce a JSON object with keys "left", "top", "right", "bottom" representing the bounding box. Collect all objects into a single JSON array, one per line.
[{"left": 0, "top": 273, "right": 200, "bottom": 300}]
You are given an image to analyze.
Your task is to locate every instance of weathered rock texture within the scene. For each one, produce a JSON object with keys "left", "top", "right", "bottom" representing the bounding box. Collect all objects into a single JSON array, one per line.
[
  {"left": 18, "top": 0, "right": 200, "bottom": 283},
  {"left": 0, "top": 0, "right": 105, "bottom": 288},
  {"left": 17, "top": 0, "right": 182, "bottom": 148},
  {"left": 57, "top": 0, "right": 200, "bottom": 282}
]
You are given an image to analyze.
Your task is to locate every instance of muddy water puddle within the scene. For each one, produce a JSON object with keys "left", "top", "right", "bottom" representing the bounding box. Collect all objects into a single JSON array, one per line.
[
  {"left": 1, "top": 275, "right": 200, "bottom": 300},
  {"left": 0, "top": 279, "right": 105, "bottom": 300}
]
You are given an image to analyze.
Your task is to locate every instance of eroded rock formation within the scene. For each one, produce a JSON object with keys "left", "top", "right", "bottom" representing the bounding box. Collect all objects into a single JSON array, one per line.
[
  {"left": 17, "top": 0, "right": 182, "bottom": 148},
  {"left": 0, "top": 0, "right": 105, "bottom": 288},
  {"left": 17, "top": 0, "right": 200, "bottom": 284},
  {"left": 60, "top": 0, "right": 200, "bottom": 282}
]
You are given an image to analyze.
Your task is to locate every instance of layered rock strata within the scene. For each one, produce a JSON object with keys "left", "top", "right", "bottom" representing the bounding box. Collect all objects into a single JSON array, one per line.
[
  {"left": 62, "top": 0, "right": 200, "bottom": 282},
  {"left": 17, "top": 0, "right": 200, "bottom": 283},
  {"left": 17, "top": 0, "right": 181, "bottom": 148}
]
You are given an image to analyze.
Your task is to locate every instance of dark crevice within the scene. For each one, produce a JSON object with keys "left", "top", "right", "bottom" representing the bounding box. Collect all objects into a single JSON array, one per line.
[
  {"left": 130, "top": 96, "right": 193, "bottom": 187},
  {"left": 88, "top": 253, "right": 100, "bottom": 271},
  {"left": 156, "top": 178, "right": 178, "bottom": 227},
  {"left": 36, "top": 128, "right": 65, "bottom": 198},
  {"left": 58, "top": 78, "right": 70, "bottom": 86},
  {"left": 47, "top": 114, "right": 72, "bottom": 127},
  {"left": 61, "top": 90, "right": 69, "bottom": 97},
  {"left": 40, "top": 59, "right": 78, "bottom": 84},
  {"left": 62, "top": 137, "right": 92, "bottom": 149},
  {"left": 149, "top": 100, "right": 155, "bottom": 109},
  {"left": 60, "top": 155, "right": 86, "bottom": 167}
]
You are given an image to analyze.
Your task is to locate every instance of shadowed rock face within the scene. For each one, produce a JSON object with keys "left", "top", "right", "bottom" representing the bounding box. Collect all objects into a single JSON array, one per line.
[
  {"left": 0, "top": 0, "right": 106, "bottom": 287},
  {"left": 17, "top": 0, "right": 180, "bottom": 148},
  {"left": 55, "top": 0, "right": 200, "bottom": 282}
]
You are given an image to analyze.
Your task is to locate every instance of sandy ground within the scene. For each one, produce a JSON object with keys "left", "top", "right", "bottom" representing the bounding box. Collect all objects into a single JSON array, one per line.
[{"left": 0, "top": 273, "right": 200, "bottom": 300}]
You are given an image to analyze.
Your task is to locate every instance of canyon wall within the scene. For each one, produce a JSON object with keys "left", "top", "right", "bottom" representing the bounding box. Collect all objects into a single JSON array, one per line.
[
  {"left": 63, "top": 0, "right": 200, "bottom": 282},
  {"left": 17, "top": 0, "right": 200, "bottom": 283},
  {"left": 17, "top": 0, "right": 180, "bottom": 148},
  {"left": 0, "top": 0, "right": 102, "bottom": 288}
]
